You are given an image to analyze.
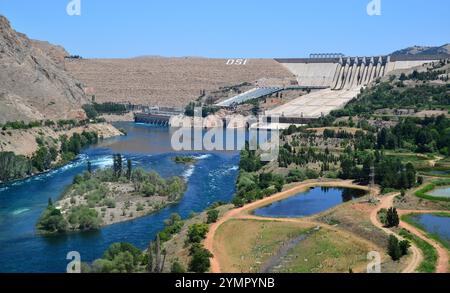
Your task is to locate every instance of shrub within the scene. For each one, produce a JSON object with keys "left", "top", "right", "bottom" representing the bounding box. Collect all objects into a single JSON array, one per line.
[
  {"left": 388, "top": 235, "right": 401, "bottom": 261},
  {"left": 37, "top": 205, "right": 68, "bottom": 233},
  {"left": 68, "top": 206, "right": 100, "bottom": 231},
  {"left": 385, "top": 207, "right": 400, "bottom": 227},
  {"left": 136, "top": 203, "right": 144, "bottom": 212},
  {"left": 188, "top": 244, "right": 212, "bottom": 273},
  {"left": 187, "top": 224, "right": 209, "bottom": 244},
  {"left": 171, "top": 261, "right": 186, "bottom": 273},
  {"left": 206, "top": 209, "right": 219, "bottom": 224}
]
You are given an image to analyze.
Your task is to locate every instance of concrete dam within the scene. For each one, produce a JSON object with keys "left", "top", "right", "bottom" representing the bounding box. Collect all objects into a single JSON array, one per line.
[
  {"left": 276, "top": 56, "right": 391, "bottom": 89},
  {"left": 267, "top": 55, "right": 441, "bottom": 121}
]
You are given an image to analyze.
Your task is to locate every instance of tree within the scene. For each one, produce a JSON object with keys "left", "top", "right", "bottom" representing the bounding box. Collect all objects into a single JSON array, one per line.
[
  {"left": 187, "top": 224, "right": 209, "bottom": 244},
  {"left": 171, "top": 261, "right": 186, "bottom": 273},
  {"left": 206, "top": 209, "right": 219, "bottom": 224},
  {"left": 82, "top": 104, "right": 98, "bottom": 119},
  {"left": 388, "top": 235, "right": 401, "bottom": 261},
  {"left": 385, "top": 207, "right": 400, "bottom": 228},
  {"left": 147, "top": 234, "right": 166, "bottom": 273},
  {"left": 188, "top": 244, "right": 212, "bottom": 273},
  {"left": 91, "top": 242, "right": 143, "bottom": 273},
  {"left": 32, "top": 146, "right": 53, "bottom": 172},
  {"left": 405, "top": 163, "right": 416, "bottom": 188},
  {"left": 113, "top": 154, "right": 123, "bottom": 178},
  {"left": 127, "top": 159, "right": 132, "bottom": 180},
  {"left": 399, "top": 240, "right": 410, "bottom": 256},
  {"left": 37, "top": 203, "right": 68, "bottom": 233}
]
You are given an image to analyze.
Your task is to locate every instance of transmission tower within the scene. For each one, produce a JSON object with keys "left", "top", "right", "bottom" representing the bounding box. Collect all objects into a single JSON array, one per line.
[{"left": 369, "top": 165, "right": 376, "bottom": 202}]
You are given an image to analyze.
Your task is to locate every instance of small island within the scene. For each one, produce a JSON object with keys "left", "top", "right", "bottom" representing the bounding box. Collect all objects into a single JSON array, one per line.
[
  {"left": 37, "top": 154, "right": 186, "bottom": 234},
  {"left": 173, "top": 156, "right": 197, "bottom": 165}
]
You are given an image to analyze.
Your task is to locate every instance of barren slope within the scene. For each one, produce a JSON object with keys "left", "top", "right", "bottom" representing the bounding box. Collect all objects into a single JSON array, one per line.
[
  {"left": 66, "top": 57, "right": 294, "bottom": 107},
  {"left": 0, "top": 15, "right": 87, "bottom": 123}
]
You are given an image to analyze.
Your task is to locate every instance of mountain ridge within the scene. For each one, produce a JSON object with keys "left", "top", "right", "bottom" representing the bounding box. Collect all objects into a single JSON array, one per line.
[{"left": 0, "top": 15, "right": 87, "bottom": 123}]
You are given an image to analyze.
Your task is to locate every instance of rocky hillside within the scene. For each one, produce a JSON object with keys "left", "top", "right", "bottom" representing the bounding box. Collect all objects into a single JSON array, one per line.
[
  {"left": 391, "top": 44, "right": 450, "bottom": 56},
  {"left": 66, "top": 57, "right": 294, "bottom": 107},
  {"left": 0, "top": 15, "right": 88, "bottom": 123}
]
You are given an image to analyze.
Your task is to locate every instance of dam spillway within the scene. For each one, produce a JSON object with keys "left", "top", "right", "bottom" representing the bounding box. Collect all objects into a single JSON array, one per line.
[
  {"left": 268, "top": 55, "right": 441, "bottom": 121},
  {"left": 276, "top": 56, "right": 389, "bottom": 89}
]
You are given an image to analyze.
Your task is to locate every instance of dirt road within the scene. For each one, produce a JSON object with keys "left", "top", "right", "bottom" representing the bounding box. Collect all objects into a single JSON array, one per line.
[
  {"left": 370, "top": 193, "right": 448, "bottom": 273},
  {"left": 369, "top": 193, "right": 423, "bottom": 273},
  {"left": 397, "top": 210, "right": 449, "bottom": 273},
  {"left": 204, "top": 180, "right": 370, "bottom": 273},
  {"left": 206, "top": 181, "right": 449, "bottom": 273}
]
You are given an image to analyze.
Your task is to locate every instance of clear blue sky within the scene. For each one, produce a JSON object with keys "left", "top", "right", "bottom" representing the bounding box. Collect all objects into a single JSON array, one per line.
[{"left": 1, "top": 0, "right": 449, "bottom": 58}]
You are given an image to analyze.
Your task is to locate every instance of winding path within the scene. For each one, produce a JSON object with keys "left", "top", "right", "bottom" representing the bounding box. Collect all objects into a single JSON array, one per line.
[
  {"left": 205, "top": 181, "right": 449, "bottom": 273},
  {"left": 370, "top": 194, "right": 448, "bottom": 273},
  {"left": 205, "top": 180, "right": 373, "bottom": 273},
  {"left": 397, "top": 210, "right": 449, "bottom": 273},
  {"left": 369, "top": 193, "right": 423, "bottom": 273}
]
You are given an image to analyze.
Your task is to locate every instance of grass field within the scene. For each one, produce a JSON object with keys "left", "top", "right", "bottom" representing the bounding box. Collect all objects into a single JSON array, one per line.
[
  {"left": 274, "top": 228, "right": 373, "bottom": 273},
  {"left": 384, "top": 152, "right": 433, "bottom": 170},
  {"left": 213, "top": 218, "right": 378, "bottom": 273},
  {"left": 213, "top": 219, "right": 313, "bottom": 273}
]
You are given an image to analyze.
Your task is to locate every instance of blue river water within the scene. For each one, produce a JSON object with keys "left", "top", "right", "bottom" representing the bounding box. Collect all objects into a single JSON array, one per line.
[
  {"left": 0, "top": 123, "right": 240, "bottom": 272},
  {"left": 410, "top": 214, "right": 450, "bottom": 246},
  {"left": 254, "top": 186, "right": 366, "bottom": 218}
]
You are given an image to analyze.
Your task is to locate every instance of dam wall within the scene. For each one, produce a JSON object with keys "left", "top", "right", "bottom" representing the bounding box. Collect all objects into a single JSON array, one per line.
[
  {"left": 276, "top": 56, "right": 389, "bottom": 89},
  {"left": 280, "top": 62, "right": 339, "bottom": 87},
  {"left": 269, "top": 54, "right": 444, "bottom": 120}
]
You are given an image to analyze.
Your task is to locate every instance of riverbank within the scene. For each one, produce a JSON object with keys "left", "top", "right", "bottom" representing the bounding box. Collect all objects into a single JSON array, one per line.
[
  {"left": 0, "top": 122, "right": 124, "bottom": 184},
  {"left": 0, "top": 122, "right": 123, "bottom": 157}
]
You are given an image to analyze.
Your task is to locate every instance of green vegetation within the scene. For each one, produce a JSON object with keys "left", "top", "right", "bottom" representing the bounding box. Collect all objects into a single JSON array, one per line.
[
  {"left": 185, "top": 101, "right": 218, "bottom": 117},
  {"left": 239, "top": 143, "right": 263, "bottom": 172},
  {"left": 399, "top": 229, "right": 437, "bottom": 273},
  {"left": 232, "top": 171, "right": 285, "bottom": 207},
  {"left": 187, "top": 223, "right": 209, "bottom": 244},
  {"left": 188, "top": 243, "right": 213, "bottom": 273},
  {"left": 0, "top": 152, "right": 32, "bottom": 182},
  {"left": 375, "top": 116, "right": 450, "bottom": 155},
  {"left": 173, "top": 156, "right": 197, "bottom": 164},
  {"left": 82, "top": 102, "right": 128, "bottom": 119},
  {"left": 0, "top": 131, "right": 99, "bottom": 182},
  {"left": 158, "top": 213, "right": 184, "bottom": 242},
  {"left": 171, "top": 261, "right": 186, "bottom": 273},
  {"left": 36, "top": 156, "right": 186, "bottom": 234},
  {"left": 330, "top": 83, "right": 449, "bottom": 118},
  {"left": 36, "top": 199, "right": 68, "bottom": 234},
  {"left": 87, "top": 242, "right": 145, "bottom": 273},
  {"left": 206, "top": 209, "right": 219, "bottom": 224},
  {"left": 414, "top": 179, "right": 450, "bottom": 202},
  {"left": 93, "top": 102, "right": 128, "bottom": 115},
  {"left": 387, "top": 234, "right": 410, "bottom": 261},
  {"left": 378, "top": 207, "right": 400, "bottom": 228},
  {"left": 67, "top": 206, "right": 101, "bottom": 231}
]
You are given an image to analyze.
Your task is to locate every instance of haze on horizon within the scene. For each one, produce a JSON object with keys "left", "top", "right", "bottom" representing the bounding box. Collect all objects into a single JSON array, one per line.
[{"left": 0, "top": 0, "right": 449, "bottom": 58}]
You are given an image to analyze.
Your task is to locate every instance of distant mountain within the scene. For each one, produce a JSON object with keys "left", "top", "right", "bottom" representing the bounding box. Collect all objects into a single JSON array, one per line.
[
  {"left": 391, "top": 44, "right": 450, "bottom": 56},
  {"left": 0, "top": 15, "right": 87, "bottom": 123}
]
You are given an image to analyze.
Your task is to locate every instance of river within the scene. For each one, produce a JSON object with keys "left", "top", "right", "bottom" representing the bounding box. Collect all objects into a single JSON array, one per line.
[{"left": 0, "top": 122, "right": 240, "bottom": 272}]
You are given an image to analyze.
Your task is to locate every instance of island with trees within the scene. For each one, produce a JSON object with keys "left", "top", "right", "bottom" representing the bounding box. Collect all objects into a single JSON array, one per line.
[{"left": 37, "top": 154, "right": 186, "bottom": 234}]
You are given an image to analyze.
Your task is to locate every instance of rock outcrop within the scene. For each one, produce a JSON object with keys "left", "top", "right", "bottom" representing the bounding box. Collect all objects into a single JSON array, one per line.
[{"left": 0, "top": 15, "right": 87, "bottom": 123}]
